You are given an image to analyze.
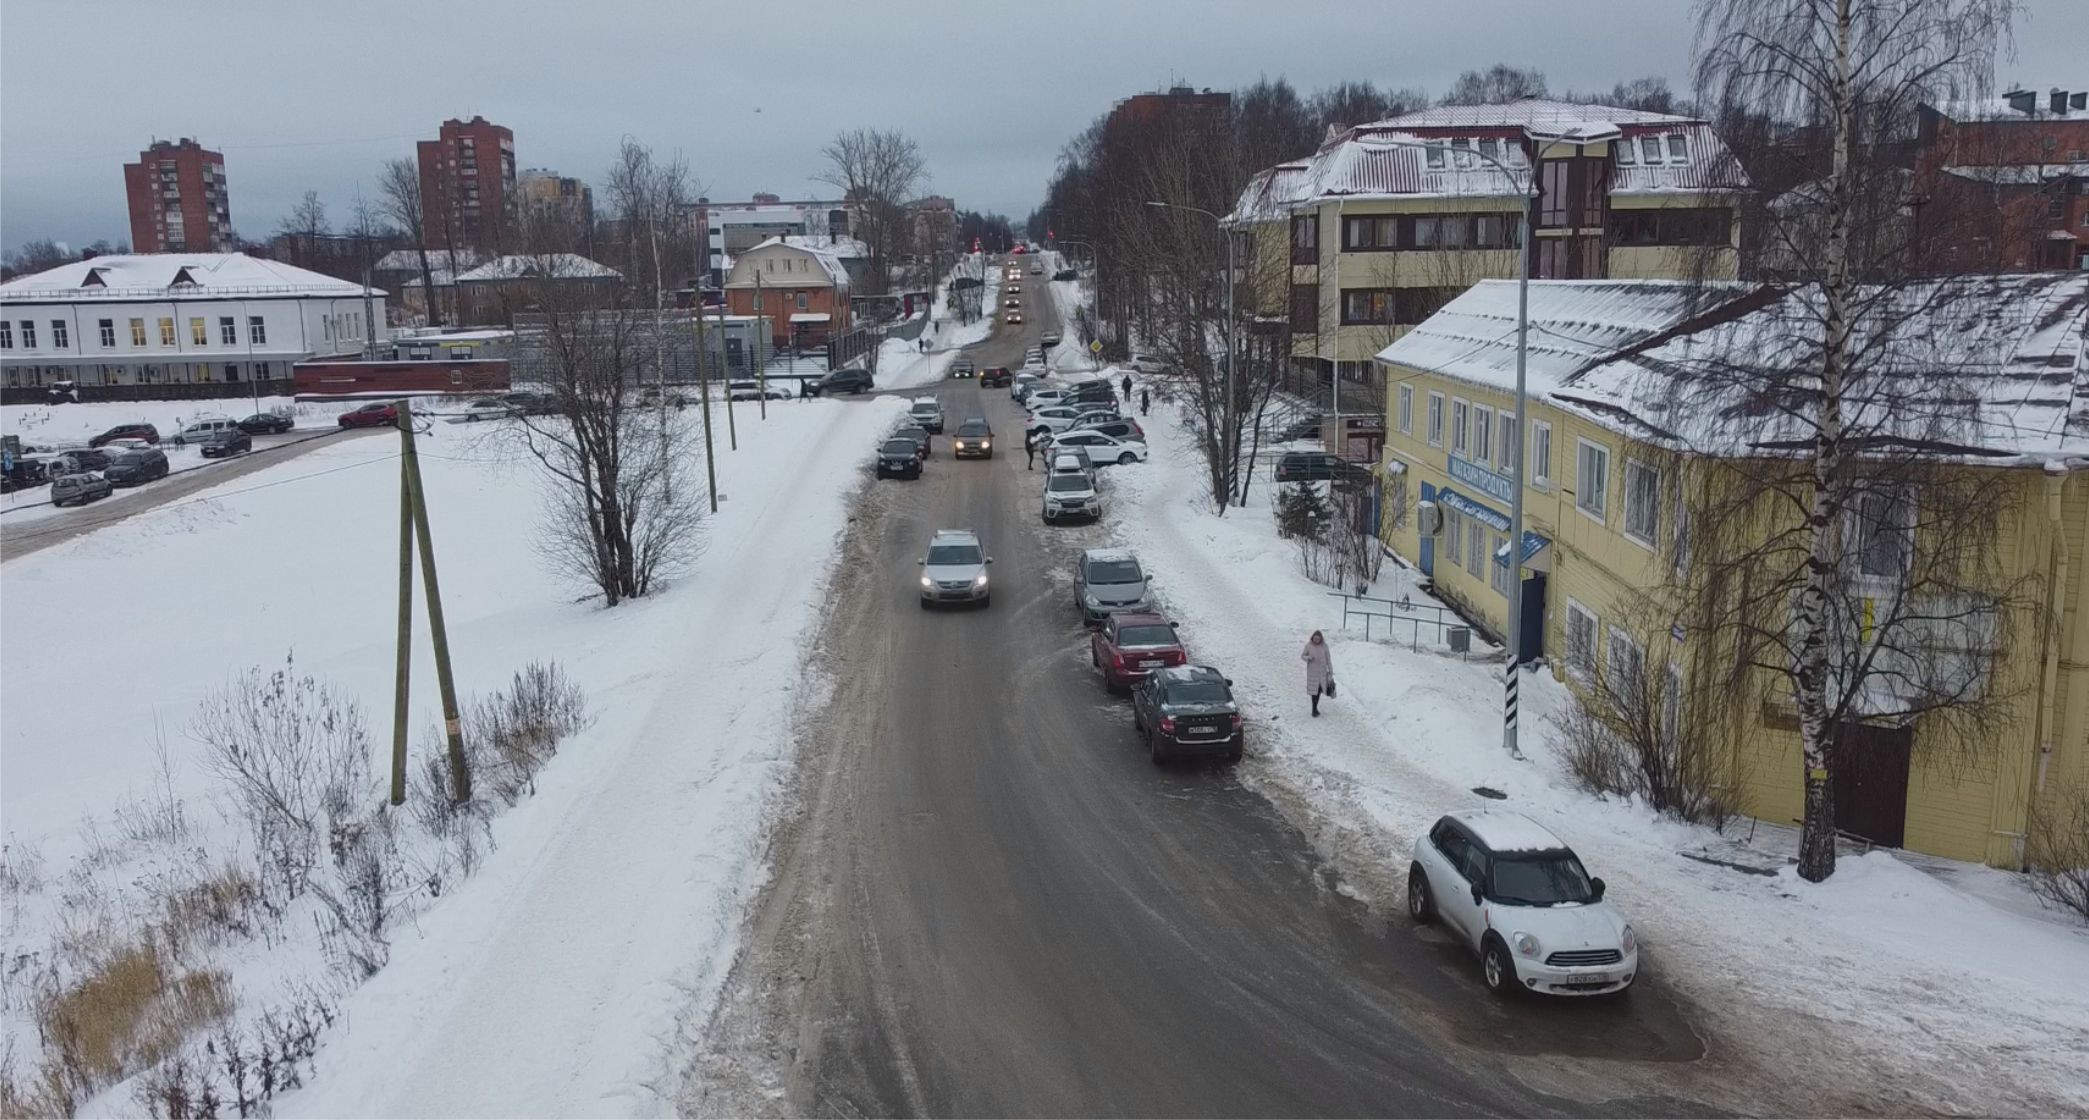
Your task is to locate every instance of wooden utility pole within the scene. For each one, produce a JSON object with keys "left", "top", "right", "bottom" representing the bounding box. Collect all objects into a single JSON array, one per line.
[
  {"left": 692, "top": 297, "right": 719, "bottom": 513},
  {"left": 395, "top": 402, "right": 470, "bottom": 802},
  {"left": 390, "top": 457, "right": 413, "bottom": 805}
]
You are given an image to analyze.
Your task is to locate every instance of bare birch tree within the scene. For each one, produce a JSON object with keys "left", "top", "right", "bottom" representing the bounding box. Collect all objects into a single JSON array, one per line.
[
  {"left": 379, "top": 157, "right": 442, "bottom": 328},
  {"left": 1691, "top": 0, "right": 2024, "bottom": 880},
  {"left": 817, "top": 128, "right": 926, "bottom": 296},
  {"left": 276, "top": 190, "right": 330, "bottom": 268}
]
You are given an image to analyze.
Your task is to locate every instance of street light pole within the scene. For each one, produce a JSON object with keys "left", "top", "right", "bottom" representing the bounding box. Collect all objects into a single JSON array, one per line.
[{"left": 1144, "top": 201, "right": 1236, "bottom": 509}]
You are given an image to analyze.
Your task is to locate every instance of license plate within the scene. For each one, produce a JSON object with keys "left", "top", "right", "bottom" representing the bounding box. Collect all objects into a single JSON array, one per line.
[
  {"left": 1565, "top": 973, "right": 1612, "bottom": 986},
  {"left": 1139, "top": 659, "right": 1163, "bottom": 668}
]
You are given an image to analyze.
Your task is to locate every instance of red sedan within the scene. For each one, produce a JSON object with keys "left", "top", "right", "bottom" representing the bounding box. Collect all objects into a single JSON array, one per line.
[
  {"left": 337, "top": 402, "right": 400, "bottom": 428},
  {"left": 1090, "top": 611, "right": 1188, "bottom": 693}
]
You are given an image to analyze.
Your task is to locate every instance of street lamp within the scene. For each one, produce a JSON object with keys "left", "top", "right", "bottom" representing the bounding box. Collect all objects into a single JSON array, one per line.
[{"left": 1143, "top": 200, "right": 1237, "bottom": 510}]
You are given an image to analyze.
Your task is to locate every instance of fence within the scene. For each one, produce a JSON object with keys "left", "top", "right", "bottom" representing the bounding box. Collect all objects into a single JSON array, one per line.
[{"left": 1327, "top": 589, "right": 1490, "bottom": 654}]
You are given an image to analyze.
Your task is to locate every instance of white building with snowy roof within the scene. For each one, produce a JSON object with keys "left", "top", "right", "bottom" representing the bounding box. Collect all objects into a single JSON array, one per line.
[
  {"left": 0, "top": 252, "right": 385, "bottom": 399},
  {"left": 1373, "top": 273, "right": 2089, "bottom": 869},
  {"left": 1225, "top": 98, "right": 1749, "bottom": 458}
]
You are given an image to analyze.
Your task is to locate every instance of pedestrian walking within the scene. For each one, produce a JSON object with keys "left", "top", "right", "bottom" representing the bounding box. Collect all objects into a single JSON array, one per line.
[
  {"left": 1301, "top": 631, "right": 1335, "bottom": 716},
  {"left": 1025, "top": 429, "right": 1039, "bottom": 470},
  {"left": 1139, "top": 388, "right": 1150, "bottom": 416},
  {"left": 1120, "top": 373, "right": 1133, "bottom": 399}
]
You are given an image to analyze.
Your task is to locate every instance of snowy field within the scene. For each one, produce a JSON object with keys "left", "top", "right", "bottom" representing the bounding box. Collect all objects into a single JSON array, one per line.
[
  {"left": 1, "top": 396, "right": 902, "bottom": 1114},
  {"left": 1110, "top": 374, "right": 2089, "bottom": 1116}
]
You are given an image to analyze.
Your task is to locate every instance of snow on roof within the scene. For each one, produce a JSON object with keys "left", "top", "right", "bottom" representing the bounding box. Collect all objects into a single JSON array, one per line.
[
  {"left": 1943, "top": 162, "right": 2089, "bottom": 185},
  {"left": 0, "top": 252, "right": 380, "bottom": 302},
  {"left": 738, "top": 237, "right": 851, "bottom": 288},
  {"left": 1367, "top": 98, "right": 1698, "bottom": 130},
  {"left": 789, "top": 312, "right": 831, "bottom": 322},
  {"left": 1927, "top": 88, "right": 2089, "bottom": 123},
  {"left": 374, "top": 248, "right": 483, "bottom": 273},
  {"left": 454, "top": 254, "right": 619, "bottom": 283},
  {"left": 780, "top": 235, "right": 867, "bottom": 260},
  {"left": 1450, "top": 809, "right": 1568, "bottom": 853},
  {"left": 1378, "top": 278, "right": 1755, "bottom": 397}
]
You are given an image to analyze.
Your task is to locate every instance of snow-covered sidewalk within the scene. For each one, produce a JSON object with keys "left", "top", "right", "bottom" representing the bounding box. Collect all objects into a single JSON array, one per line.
[{"left": 1109, "top": 377, "right": 2089, "bottom": 1116}]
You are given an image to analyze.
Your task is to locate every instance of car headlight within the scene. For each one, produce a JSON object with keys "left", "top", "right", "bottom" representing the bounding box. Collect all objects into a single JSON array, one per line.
[
  {"left": 1512, "top": 931, "right": 1539, "bottom": 958},
  {"left": 1620, "top": 925, "right": 1637, "bottom": 955},
  {"left": 920, "top": 576, "right": 933, "bottom": 589},
  {"left": 973, "top": 574, "right": 988, "bottom": 587}
]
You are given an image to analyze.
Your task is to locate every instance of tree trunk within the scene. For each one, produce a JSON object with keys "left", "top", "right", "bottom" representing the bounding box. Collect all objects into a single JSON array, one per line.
[
  {"left": 414, "top": 243, "right": 442, "bottom": 328},
  {"left": 1795, "top": 0, "right": 1857, "bottom": 884}
]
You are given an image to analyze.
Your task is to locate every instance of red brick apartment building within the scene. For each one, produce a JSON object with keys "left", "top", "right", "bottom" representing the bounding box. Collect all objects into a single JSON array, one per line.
[
  {"left": 417, "top": 116, "right": 517, "bottom": 252},
  {"left": 123, "top": 139, "right": 233, "bottom": 253}
]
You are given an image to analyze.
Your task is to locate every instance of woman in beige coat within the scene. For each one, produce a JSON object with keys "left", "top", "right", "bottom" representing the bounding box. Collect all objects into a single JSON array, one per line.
[{"left": 1301, "top": 631, "right": 1334, "bottom": 716}]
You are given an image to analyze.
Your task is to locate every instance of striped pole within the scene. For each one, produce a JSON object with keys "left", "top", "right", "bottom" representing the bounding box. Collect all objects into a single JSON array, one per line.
[{"left": 1502, "top": 660, "right": 1524, "bottom": 760}]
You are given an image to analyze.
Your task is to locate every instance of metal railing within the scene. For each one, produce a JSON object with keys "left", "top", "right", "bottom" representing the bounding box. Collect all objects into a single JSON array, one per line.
[{"left": 1327, "top": 590, "right": 1475, "bottom": 651}]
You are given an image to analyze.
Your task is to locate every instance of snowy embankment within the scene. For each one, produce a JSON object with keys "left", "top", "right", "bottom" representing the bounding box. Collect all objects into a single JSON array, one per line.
[
  {"left": 1, "top": 396, "right": 902, "bottom": 1114},
  {"left": 1110, "top": 377, "right": 2089, "bottom": 1115},
  {"left": 870, "top": 258, "right": 999, "bottom": 393}
]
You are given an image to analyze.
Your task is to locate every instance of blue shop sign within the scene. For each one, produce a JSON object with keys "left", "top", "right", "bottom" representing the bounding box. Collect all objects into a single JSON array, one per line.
[
  {"left": 1435, "top": 487, "right": 1510, "bottom": 532},
  {"left": 1447, "top": 454, "right": 1515, "bottom": 504}
]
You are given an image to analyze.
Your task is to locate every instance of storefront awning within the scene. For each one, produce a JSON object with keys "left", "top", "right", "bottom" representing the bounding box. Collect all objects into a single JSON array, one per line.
[
  {"left": 1494, "top": 531, "right": 1551, "bottom": 567},
  {"left": 1435, "top": 487, "right": 1509, "bottom": 532}
]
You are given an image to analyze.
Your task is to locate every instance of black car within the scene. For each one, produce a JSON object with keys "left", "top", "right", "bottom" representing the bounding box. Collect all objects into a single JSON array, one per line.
[
  {"left": 949, "top": 358, "right": 977, "bottom": 379},
  {"left": 1131, "top": 665, "right": 1245, "bottom": 765},
  {"left": 1274, "top": 451, "right": 1372, "bottom": 485},
  {"left": 503, "top": 390, "right": 556, "bottom": 416},
  {"left": 892, "top": 425, "right": 933, "bottom": 460},
  {"left": 88, "top": 423, "right": 161, "bottom": 448},
  {"left": 200, "top": 429, "right": 253, "bottom": 458},
  {"left": 1053, "top": 269, "right": 1078, "bottom": 281},
  {"left": 103, "top": 448, "right": 170, "bottom": 487},
  {"left": 238, "top": 413, "right": 295, "bottom": 435},
  {"left": 952, "top": 418, "right": 994, "bottom": 459},
  {"left": 1064, "top": 379, "right": 1119, "bottom": 407},
  {"left": 806, "top": 367, "right": 874, "bottom": 396},
  {"left": 980, "top": 366, "right": 1013, "bottom": 387},
  {"left": 876, "top": 438, "right": 923, "bottom": 479}
]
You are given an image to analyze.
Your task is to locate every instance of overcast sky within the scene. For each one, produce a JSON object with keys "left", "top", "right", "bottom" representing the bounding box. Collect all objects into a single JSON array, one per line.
[{"left": 4, "top": 0, "right": 2085, "bottom": 254}]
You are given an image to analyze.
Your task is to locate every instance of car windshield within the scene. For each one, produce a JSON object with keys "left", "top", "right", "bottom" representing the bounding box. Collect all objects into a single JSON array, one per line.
[
  {"left": 1164, "top": 680, "right": 1231, "bottom": 706},
  {"left": 911, "top": 404, "right": 938, "bottom": 415},
  {"left": 895, "top": 427, "right": 928, "bottom": 440},
  {"left": 925, "top": 544, "right": 982, "bottom": 566},
  {"left": 881, "top": 440, "right": 918, "bottom": 455},
  {"left": 1117, "top": 625, "right": 1176, "bottom": 647},
  {"left": 956, "top": 421, "right": 990, "bottom": 436},
  {"left": 1085, "top": 560, "right": 1142, "bottom": 584},
  {"left": 1047, "top": 474, "right": 1092, "bottom": 493},
  {"left": 112, "top": 452, "right": 148, "bottom": 465},
  {"left": 1488, "top": 853, "right": 1597, "bottom": 906}
]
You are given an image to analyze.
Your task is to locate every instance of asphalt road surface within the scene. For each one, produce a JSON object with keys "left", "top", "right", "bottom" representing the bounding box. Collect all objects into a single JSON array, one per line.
[
  {"left": 693, "top": 261, "right": 1724, "bottom": 1117},
  {"left": 0, "top": 426, "right": 381, "bottom": 563}
]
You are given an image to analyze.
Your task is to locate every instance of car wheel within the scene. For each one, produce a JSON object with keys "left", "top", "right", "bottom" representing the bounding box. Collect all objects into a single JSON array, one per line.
[
  {"left": 1148, "top": 729, "right": 1170, "bottom": 765},
  {"left": 1090, "top": 645, "right": 1100, "bottom": 668},
  {"left": 919, "top": 598, "right": 932, "bottom": 611},
  {"left": 979, "top": 592, "right": 991, "bottom": 609},
  {"left": 1226, "top": 740, "right": 1243, "bottom": 764},
  {"left": 1407, "top": 864, "right": 1435, "bottom": 924},
  {"left": 1482, "top": 936, "right": 1518, "bottom": 998},
  {"left": 1118, "top": 452, "right": 1136, "bottom": 465}
]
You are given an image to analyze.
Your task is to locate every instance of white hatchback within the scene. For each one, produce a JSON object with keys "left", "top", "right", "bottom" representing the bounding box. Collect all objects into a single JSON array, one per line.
[
  {"left": 1046, "top": 428, "right": 1148, "bottom": 465},
  {"left": 1408, "top": 809, "right": 1639, "bottom": 997}
]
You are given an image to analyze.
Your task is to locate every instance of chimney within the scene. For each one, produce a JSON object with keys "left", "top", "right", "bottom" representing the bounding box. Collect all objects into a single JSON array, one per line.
[
  {"left": 2052, "top": 88, "right": 2070, "bottom": 114},
  {"left": 2005, "top": 89, "right": 2038, "bottom": 115},
  {"left": 2073, "top": 92, "right": 2087, "bottom": 111}
]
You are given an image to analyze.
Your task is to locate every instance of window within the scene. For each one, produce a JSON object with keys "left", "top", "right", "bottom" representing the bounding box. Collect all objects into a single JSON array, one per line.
[
  {"left": 1426, "top": 391, "right": 1444, "bottom": 446},
  {"left": 1576, "top": 439, "right": 1609, "bottom": 520},
  {"left": 219, "top": 316, "right": 237, "bottom": 345},
  {"left": 797, "top": 292, "right": 809, "bottom": 310},
  {"left": 1566, "top": 601, "right": 1599, "bottom": 681},
  {"left": 1446, "top": 510, "right": 1464, "bottom": 568},
  {"left": 130, "top": 318, "right": 146, "bottom": 346},
  {"left": 1607, "top": 628, "right": 1646, "bottom": 697},
  {"left": 1499, "top": 412, "right": 1520, "bottom": 473},
  {"left": 1490, "top": 535, "right": 1514, "bottom": 596},
  {"left": 1290, "top": 283, "right": 1319, "bottom": 332},
  {"left": 1450, "top": 398, "right": 1470, "bottom": 455},
  {"left": 50, "top": 320, "right": 68, "bottom": 349},
  {"left": 1397, "top": 384, "right": 1414, "bottom": 435},
  {"left": 1850, "top": 485, "right": 1915, "bottom": 581},
  {"left": 1412, "top": 215, "right": 1471, "bottom": 249},
  {"left": 1639, "top": 136, "right": 1665, "bottom": 166},
  {"left": 1342, "top": 215, "right": 1400, "bottom": 250},
  {"left": 0, "top": 321, "right": 11, "bottom": 349},
  {"left": 159, "top": 317, "right": 175, "bottom": 347},
  {"left": 1468, "top": 520, "right": 1485, "bottom": 572},
  {"left": 1426, "top": 144, "right": 1447, "bottom": 169},
  {"left": 1665, "top": 134, "right": 1690, "bottom": 164},
  {"left": 248, "top": 316, "right": 266, "bottom": 345},
  {"left": 190, "top": 317, "right": 207, "bottom": 346},
  {"left": 1623, "top": 459, "right": 1661, "bottom": 546},
  {"left": 1340, "top": 288, "right": 1397, "bottom": 324},
  {"left": 1473, "top": 213, "right": 1521, "bottom": 249},
  {"left": 1612, "top": 208, "right": 1733, "bottom": 246},
  {"left": 20, "top": 320, "right": 36, "bottom": 348},
  {"left": 98, "top": 319, "right": 115, "bottom": 347},
  {"left": 1291, "top": 214, "right": 1318, "bottom": 263},
  {"left": 1473, "top": 404, "right": 1494, "bottom": 464},
  {"left": 1662, "top": 666, "right": 1683, "bottom": 748},
  {"left": 1615, "top": 137, "right": 1638, "bottom": 166}
]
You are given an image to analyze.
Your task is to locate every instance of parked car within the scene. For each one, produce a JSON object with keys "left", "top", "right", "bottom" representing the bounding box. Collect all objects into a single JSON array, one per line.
[
  {"left": 1004, "top": 311, "right": 1024, "bottom": 325},
  {"left": 1029, "top": 264, "right": 1044, "bottom": 276},
  {"left": 1064, "top": 379, "right": 1119, "bottom": 407},
  {"left": 1408, "top": 810, "right": 1638, "bottom": 998},
  {"left": 1126, "top": 354, "right": 1167, "bottom": 375},
  {"left": 980, "top": 366, "right": 1013, "bottom": 387},
  {"left": 88, "top": 423, "right": 160, "bottom": 448},
  {"left": 1045, "top": 428, "right": 1147, "bottom": 465},
  {"left": 1041, "top": 332, "right": 1063, "bottom": 348},
  {"left": 893, "top": 424, "right": 933, "bottom": 461},
  {"left": 876, "top": 437, "right": 923, "bottom": 479},
  {"left": 337, "top": 402, "right": 400, "bottom": 428},
  {"left": 952, "top": 418, "right": 995, "bottom": 459},
  {"left": 238, "top": 412, "right": 296, "bottom": 434},
  {"left": 908, "top": 397, "right": 945, "bottom": 434},
  {"left": 200, "top": 429, "right": 253, "bottom": 458},
  {"left": 48, "top": 448, "right": 113, "bottom": 476},
  {"left": 918, "top": 528, "right": 993, "bottom": 609},
  {"left": 103, "top": 448, "right": 169, "bottom": 486},
  {"left": 641, "top": 386, "right": 692, "bottom": 407},
  {"left": 1026, "top": 405, "right": 1088, "bottom": 437},
  {"left": 1073, "top": 548, "right": 1152, "bottom": 624},
  {"left": 464, "top": 398, "right": 525, "bottom": 421},
  {"left": 49, "top": 471, "right": 114, "bottom": 507},
  {"left": 1042, "top": 469, "right": 1102, "bottom": 525},
  {"left": 1272, "top": 413, "right": 1325, "bottom": 443},
  {"left": 1090, "top": 611, "right": 1187, "bottom": 693},
  {"left": 1132, "top": 666, "right": 1245, "bottom": 765},
  {"left": 1021, "top": 386, "right": 1066, "bottom": 409},
  {"left": 806, "top": 367, "right": 874, "bottom": 396},
  {"left": 1052, "top": 269, "right": 1077, "bottom": 281},
  {"left": 1274, "top": 451, "right": 1372, "bottom": 485},
  {"left": 726, "top": 381, "right": 789, "bottom": 402},
  {"left": 503, "top": 390, "right": 555, "bottom": 415},
  {"left": 1070, "top": 416, "right": 1146, "bottom": 443},
  {"left": 1024, "top": 346, "right": 1045, "bottom": 366},
  {"left": 175, "top": 417, "right": 242, "bottom": 445},
  {"left": 949, "top": 358, "right": 977, "bottom": 379},
  {"left": 1049, "top": 448, "right": 1095, "bottom": 477},
  {"left": 1011, "top": 373, "right": 1043, "bottom": 400}
]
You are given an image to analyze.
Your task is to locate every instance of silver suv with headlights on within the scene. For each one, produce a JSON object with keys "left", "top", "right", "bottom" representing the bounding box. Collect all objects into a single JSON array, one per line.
[{"left": 918, "top": 529, "right": 992, "bottom": 609}]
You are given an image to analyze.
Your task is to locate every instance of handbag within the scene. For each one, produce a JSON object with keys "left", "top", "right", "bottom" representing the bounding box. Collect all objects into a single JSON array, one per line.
[{"left": 1323, "top": 676, "right": 1337, "bottom": 699}]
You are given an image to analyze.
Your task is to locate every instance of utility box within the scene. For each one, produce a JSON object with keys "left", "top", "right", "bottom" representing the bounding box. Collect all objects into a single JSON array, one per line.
[{"left": 1448, "top": 626, "right": 1471, "bottom": 654}]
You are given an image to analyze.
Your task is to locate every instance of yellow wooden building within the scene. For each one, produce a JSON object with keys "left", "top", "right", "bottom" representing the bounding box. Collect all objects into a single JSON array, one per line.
[{"left": 1373, "top": 274, "right": 2089, "bottom": 868}]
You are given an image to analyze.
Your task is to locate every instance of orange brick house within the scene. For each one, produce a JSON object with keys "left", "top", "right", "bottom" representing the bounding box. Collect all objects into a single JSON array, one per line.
[{"left": 723, "top": 238, "right": 852, "bottom": 349}]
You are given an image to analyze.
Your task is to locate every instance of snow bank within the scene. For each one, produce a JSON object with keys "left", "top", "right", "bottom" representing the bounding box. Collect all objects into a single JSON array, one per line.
[{"left": 1109, "top": 380, "right": 2089, "bottom": 1115}]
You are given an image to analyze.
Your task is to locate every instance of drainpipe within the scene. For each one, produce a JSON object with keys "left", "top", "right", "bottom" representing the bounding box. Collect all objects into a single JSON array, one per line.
[{"left": 2034, "top": 463, "right": 2075, "bottom": 799}]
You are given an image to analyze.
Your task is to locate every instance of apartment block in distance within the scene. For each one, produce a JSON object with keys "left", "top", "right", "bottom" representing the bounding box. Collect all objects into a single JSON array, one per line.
[
  {"left": 123, "top": 138, "right": 233, "bottom": 253},
  {"left": 517, "top": 168, "right": 594, "bottom": 230},
  {"left": 418, "top": 116, "right": 516, "bottom": 252},
  {"left": 1916, "top": 84, "right": 2089, "bottom": 272}
]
